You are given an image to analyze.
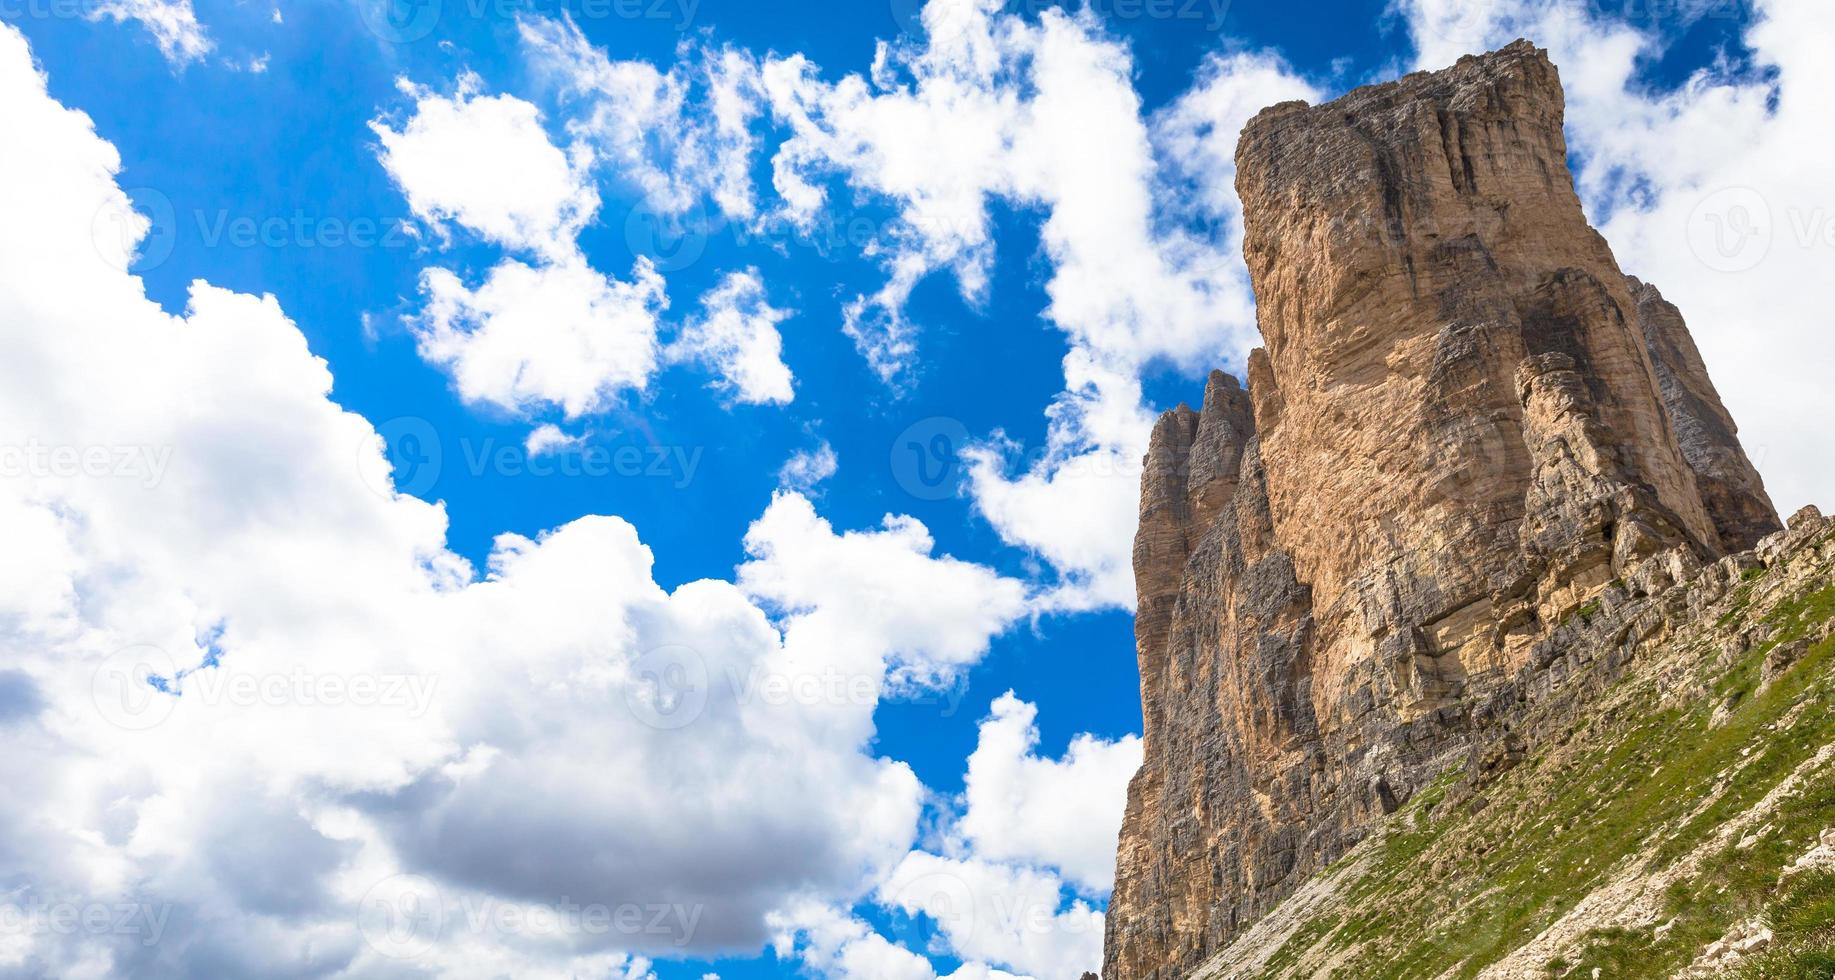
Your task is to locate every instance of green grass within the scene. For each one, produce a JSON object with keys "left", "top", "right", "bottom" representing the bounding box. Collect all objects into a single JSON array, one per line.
[
  {"left": 1726, "top": 871, "right": 1835, "bottom": 978},
  {"left": 1246, "top": 575, "right": 1835, "bottom": 980},
  {"left": 1721, "top": 582, "right": 1760, "bottom": 629}
]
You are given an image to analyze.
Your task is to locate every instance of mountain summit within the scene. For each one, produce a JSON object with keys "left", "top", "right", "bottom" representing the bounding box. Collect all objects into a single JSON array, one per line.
[{"left": 1104, "top": 40, "right": 1833, "bottom": 979}]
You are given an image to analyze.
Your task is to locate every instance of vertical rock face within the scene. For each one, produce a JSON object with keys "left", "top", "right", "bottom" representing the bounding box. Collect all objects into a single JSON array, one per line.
[
  {"left": 1103, "top": 41, "right": 1779, "bottom": 980},
  {"left": 1630, "top": 277, "right": 1782, "bottom": 552}
]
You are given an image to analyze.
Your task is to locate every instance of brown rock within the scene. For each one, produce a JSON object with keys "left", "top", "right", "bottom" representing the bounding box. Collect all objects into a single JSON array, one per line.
[
  {"left": 1103, "top": 40, "right": 1781, "bottom": 980},
  {"left": 1763, "top": 639, "right": 1810, "bottom": 685},
  {"left": 1632, "top": 277, "right": 1782, "bottom": 552}
]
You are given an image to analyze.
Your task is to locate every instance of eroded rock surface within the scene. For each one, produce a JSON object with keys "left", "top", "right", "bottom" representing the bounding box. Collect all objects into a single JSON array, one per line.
[{"left": 1104, "top": 40, "right": 1781, "bottom": 980}]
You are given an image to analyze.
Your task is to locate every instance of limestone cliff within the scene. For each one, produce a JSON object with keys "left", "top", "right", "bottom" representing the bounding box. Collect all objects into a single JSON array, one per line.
[{"left": 1104, "top": 41, "right": 1789, "bottom": 980}]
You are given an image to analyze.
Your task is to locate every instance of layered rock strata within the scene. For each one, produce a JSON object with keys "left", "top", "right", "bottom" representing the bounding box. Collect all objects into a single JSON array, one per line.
[
  {"left": 1183, "top": 506, "right": 1835, "bottom": 979},
  {"left": 1104, "top": 40, "right": 1780, "bottom": 980}
]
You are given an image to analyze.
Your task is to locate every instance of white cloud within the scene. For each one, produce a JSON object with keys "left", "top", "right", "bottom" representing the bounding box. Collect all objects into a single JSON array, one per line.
[
  {"left": 958, "top": 692, "right": 1140, "bottom": 893},
  {"left": 372, "top": 76, "right": 599, "bottom": 261},
  {"left": 961, "top": 35, "right": 1315, "bottom": 610},
  {"left": 1395, "top": 0, "right": 1835, "bottom": 514},
  {"left": 522, "top": 15, "right": 764, "bottom": 222},
  {"left": 669, "top": 269, "right": 796, "bottom": 405},
  {"left": 0, "top": 21, "right": 1033, "bottom": 976},
  {"left": 753, "top": 5, "right": 1316, "bottom": 382},
  {"left": 87, "top": 0, "right": 212, "bottom": 66},
  {"left": 960, "top": 366, "right": 1150, "bottom": 613},
  {"left": 770, "top": 902, "right": 946, "bottom": 980},
  {"left": 524, "top": 423, "right": 585, "bottom": 457},
  {"left": 769, "top": 901, "right": 1032, "bottom": 980},
  {"left": 755, "top": 2, "right": 1014, "bottom": 382},
  {"left": 772, "top": 694, "right": 1130, "bottom": 980},
  {"left": 739, "top": 492, "right": 1029, "bottom": 722},
  {"left": 415, "top": 253, "right": 667, "bottom": 418},
  {"left": 780, "top": 440, "right": 839, "bottom": 490},
  {"left": 750, "top": 0, "right": 1317, "bottom": 608},
  {"left": 877, "top": 851, "right": 1104, "bottom": 979},
  {"left": 374, "top": 78, "right": 686, "bottom": 420},
  {"left": 501, "top": 4, "right": 1317, "bottom": 607}
]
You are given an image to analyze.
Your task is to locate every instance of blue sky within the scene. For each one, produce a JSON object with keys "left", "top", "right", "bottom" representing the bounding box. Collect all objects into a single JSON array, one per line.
[
  {"left": 18, "top": 0, "right": 1749, "bottom": 781},
  {"left": 1, "top": 0, "right": 1827, "bottom": 977}
]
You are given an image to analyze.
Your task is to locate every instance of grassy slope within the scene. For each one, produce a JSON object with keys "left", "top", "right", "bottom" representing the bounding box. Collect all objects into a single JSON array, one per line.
[{"left": 1237, "top": 548, "right": 1835, "bottom": 979}]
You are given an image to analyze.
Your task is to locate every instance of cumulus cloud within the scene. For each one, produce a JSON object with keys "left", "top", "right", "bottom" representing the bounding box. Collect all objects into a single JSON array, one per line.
[
  {"left": 1395, "top": 0, "right": 1835, "bottom": 514},
  {"left": 669, "top": 269, "right": 796, "bottom": 405},
  {"left": 374, "top": 78, "right": 680, "bottom": 420},
  {"left": 521, "top": 15, "right": 764, "bottom": 222},
  {"left": 524, "top": 423, "right": 586, "bottom": 457},
  {"left": 877, "top": 851, "right": 1104, "bottom": 979},
  {"left": 415, "top": 253, "right": 667, "bottom": 418},
  {"left": 746, "top": 0, "right": 1319, "bottom": 608},
  {"left": 773, "top": 692, "right": 1130, "bottom": 980},
  {"left": 374, "top": 70, "right": 805, "bottom": 421},
  {"left": 0, "top": 22, "right": 1033, "bottom": 976},
  {"left": 87, "top": 0, "right": 212, "bottom": 66},
  {"left": 771, "top": 855, "right": 1097, "bottom": 980},
  {"left": 756, "top": 5, "right": 1014, "bottom": 381},
  {"left": 372, "top": 77, "right": 599, "bottom": 260},
  {"left": 739, "top": 492, "right": 1029, "bottom": 714},
  {"left": 779, "top": 440, "right": 839, "bottom": 490},
  {"left": 958, "top": 692, "right": 1141, "bottom": 893},
  {"left": 498, "top": 4, "right": 1319, "bottom": 606},
  {"left": 770, "top": 902, "right": 949, "bottom": 980}
]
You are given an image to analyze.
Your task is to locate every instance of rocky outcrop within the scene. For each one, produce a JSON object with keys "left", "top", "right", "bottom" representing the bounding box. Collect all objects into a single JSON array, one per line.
[
  {"left": 1104, "top": 41, "right": 1784, "bottom": 980},
  {"left": 1631, "top": 277, "right": 1782, "bottom": 552},
  {"left": 1182, "top": 508, "right": 1835, "bottom": 979}
]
